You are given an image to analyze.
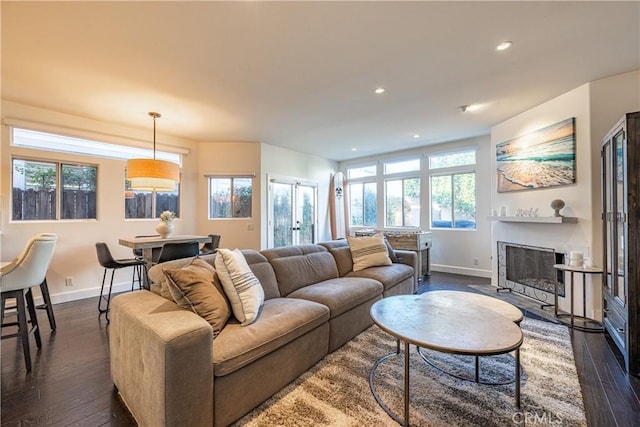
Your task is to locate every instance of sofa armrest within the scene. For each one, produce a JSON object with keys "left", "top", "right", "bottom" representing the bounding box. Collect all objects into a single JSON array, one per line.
[
  {"left": 110, "top": 291, "right": 214, "bottom": 427},
  {"left": 394, "top": 250, "right": 418, "bottom": 293}
]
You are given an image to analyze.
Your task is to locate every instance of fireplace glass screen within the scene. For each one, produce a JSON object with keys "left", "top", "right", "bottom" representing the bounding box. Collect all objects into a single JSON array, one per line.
[{"left": 498, "top": 241, "right": 564, "bottom": 301}]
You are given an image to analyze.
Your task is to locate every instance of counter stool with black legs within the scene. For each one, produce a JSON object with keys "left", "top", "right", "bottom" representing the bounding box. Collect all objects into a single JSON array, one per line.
[
  {"left": 95, "top": 242, "right": 146, "bottom": 322},
  {"left": 0, "top": 233, "right": 58, "bottom": 371}
]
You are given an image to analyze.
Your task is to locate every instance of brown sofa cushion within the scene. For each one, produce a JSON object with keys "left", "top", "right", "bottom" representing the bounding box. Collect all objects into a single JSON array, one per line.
[
  {"left": 287, "top": 277, "right": 383, "bottom": 318},
  {"left": 213, "top": 297, "right": 329, "bottom": 376},
  {"left": 163, "top": 258, "right": 231, "bottom": 337},
  {"left": 262, "top": 246, "right": 339, "bottom": 296},
  {"left": 149, "top": 254, "right": 216, "bottom": 299},
  {"left": 346, "top": 263, "right": 413, "bottom": 292}
]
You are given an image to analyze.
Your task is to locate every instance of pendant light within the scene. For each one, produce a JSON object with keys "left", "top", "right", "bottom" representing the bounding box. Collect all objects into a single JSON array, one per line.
[{"left": 126, "top": 112, "right": 180, "bottom": 192}]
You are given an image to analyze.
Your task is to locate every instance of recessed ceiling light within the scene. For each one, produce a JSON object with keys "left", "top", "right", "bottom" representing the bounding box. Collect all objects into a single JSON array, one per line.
[
  {"left": 496, "top": 41, "right": 513, "bottom": 51},
  {"left": 413, "top": 134, "right": 421, "bottom": 139},
  {"left": 374, "top": 87, "right": 385, "bottom": 94},
  {"left": 351, "top": 148, "right": 358, "bottom": 151}
]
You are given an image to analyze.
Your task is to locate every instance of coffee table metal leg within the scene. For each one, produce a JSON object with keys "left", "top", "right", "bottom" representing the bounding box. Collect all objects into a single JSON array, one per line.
[
  {"left": 404, "top": 340, "right": 410, "bottom": 427},
  {"left": 515, "top": 347, "right": 521, "bottom": 408},
  {"left": 475, "top": 356, "right": 480, "bottom": 382}
]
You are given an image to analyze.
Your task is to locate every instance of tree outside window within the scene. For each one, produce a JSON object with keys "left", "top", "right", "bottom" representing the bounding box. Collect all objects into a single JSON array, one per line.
[
  {"left": 349, "top": 181, "right": 377, "bottom": 226},
  {"left": 429, "top": 149, "right": 476, "bottom": 229},
  {"left": 385, "top": 177, "right": 420, "bottom": 227}
]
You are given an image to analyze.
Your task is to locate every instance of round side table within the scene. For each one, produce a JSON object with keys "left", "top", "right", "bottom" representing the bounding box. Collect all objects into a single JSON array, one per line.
[{"left": 553, "top": 264, "right": 604, "bottom": 332}]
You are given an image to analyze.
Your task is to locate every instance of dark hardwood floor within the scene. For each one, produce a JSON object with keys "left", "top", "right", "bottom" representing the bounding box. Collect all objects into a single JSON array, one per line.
[{"left": 2, "top": 272, "right": 639, "bottom": 426}]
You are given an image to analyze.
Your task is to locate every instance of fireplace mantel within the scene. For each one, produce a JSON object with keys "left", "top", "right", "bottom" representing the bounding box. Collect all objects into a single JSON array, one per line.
[{"left": 487, "top": 216, "right": 578, "bottom": 224}]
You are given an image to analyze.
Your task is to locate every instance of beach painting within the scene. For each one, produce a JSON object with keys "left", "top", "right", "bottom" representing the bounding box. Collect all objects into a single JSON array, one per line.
[{"left": 496, "top": 118, "right": 576, "bottom": 192}]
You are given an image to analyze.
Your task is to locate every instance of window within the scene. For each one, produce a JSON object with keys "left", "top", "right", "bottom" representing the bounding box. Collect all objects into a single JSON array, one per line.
[
  {"left": 12, "top": 128, "right": 180, "bottom": 163},
  {"left": 385, "top": 177, "right": 420, "bottom": 227},
  {"left": 208, "top": 177, "right": 253, "bottom": 219},
  {"left": 124, "top": 178, "right": 180, "bottom": 219},
  {"left": 10, "top": 127, "right": 183, "bottom": 220},
  {"left": 429, "top": 149, "right": 476, "bottom": 229},
  {"left": 347, "top": 164, "right": 377, "bottom": 227},
  {"left": 384, "top": 158, "right": 420, "bottom": 228},
  {"left": 12, "top": 158, "right": 97, "bottom": 220},
  {"left": 349, "top": 182, "right": 377, "bottom": 226}
]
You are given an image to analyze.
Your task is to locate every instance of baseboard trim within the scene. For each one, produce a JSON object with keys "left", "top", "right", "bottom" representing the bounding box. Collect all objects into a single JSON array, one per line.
[
  {"left": 33, "top": 281, "right": 139, "bottom": 306},
  {"left": 430, "top": 264, "right": 492, "bottom": 278}
]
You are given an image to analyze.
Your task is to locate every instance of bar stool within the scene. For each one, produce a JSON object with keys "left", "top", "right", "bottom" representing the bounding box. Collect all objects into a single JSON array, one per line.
[
  {"left": 0, "top": 233, "right": 57, "bottom": 371},
  {"left": 95, "top": 242, "right": 146, "bottom": 322}
]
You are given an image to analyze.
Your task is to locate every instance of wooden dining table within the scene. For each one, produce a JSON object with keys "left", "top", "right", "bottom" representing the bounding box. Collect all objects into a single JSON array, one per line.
[{"left": 118, "top": 234, "right": 211, "bottom": 289}]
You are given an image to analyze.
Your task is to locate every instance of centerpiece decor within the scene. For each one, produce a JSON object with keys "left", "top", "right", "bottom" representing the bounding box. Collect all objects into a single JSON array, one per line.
[{"left": 156, "top": 210, "right": 176, "bottom": 238}]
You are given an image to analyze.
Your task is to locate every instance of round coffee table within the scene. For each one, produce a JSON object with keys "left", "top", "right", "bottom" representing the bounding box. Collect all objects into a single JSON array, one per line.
[{"left": 369, "top": 292, "right": 523, "bottom": 426}]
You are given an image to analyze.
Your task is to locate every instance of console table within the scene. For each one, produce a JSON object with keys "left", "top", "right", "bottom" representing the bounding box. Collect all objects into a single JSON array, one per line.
[{"left": 553, "top": 264, "right": 604, "bottom": 332}]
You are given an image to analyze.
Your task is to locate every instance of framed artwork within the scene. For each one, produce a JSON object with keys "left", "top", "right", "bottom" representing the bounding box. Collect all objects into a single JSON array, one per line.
[{"left": 496, "top": 117, "right": 576, "bottom": 192}]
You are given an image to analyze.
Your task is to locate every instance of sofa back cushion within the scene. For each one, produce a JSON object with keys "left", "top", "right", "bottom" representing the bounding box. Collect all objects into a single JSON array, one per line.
[
  {"left": 148, "top": 251, "right": 280, "bottom": 301},
  {"left": 327, "top": 246, "right": 354, "bottom": 277},
  {"left": 240, "top": 250, "right": 280, "bottom": 299},
  {"left": 261, "top": 245, "right": 339, "bottom": 296}
]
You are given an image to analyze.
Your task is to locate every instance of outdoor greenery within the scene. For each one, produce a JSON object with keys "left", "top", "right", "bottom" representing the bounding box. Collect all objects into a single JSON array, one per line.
[
  {"left": 12, "top": 159, "right": 97, "bottom": 220},
  {"left": 209, "top": 177, "right": 252, "bottom": 219}
]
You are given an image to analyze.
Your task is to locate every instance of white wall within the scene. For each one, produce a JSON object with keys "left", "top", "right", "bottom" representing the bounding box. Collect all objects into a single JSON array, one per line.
[
  {"left": 424, "top": 136, "right": 492, "bottom": 277},
  {"left": 196, "top": 141, "right": 262, "bottom": 250},
  {"left": 491, "top": 83, "right": 594, "bottom": 316},
  {"left": 260, "top": 143, "right": 338, "bottom": 247},
  {"left": 1, "top": 101, "right": 199, "bottom": 304},
  {"left": 490, "top": 70, "right": 640, "bottom": 319}
]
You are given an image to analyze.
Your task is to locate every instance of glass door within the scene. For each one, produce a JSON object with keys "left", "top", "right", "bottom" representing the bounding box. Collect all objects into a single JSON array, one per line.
[
  {"left": 614, "top": 130, "right": 627, "bottom": 304},
  {"left": 268, "top": 178, "right": 317, "bottom": 248}
]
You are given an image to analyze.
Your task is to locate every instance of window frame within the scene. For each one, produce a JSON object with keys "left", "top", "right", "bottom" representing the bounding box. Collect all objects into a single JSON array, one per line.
[
  {"left": 382, "top": 157, "right": 421, "bottom": 229},
  {"left": 428, "top": 148, "right": 477, "bottom": 230},
  {"left": 346, "top": 163, "right": 378, "bottom": 228},
  {"left": 11, "top": 156, "right": 98, "bottom": 222},
  {"left": 207, "top": 175, "right": 254, "bottom": 219}
]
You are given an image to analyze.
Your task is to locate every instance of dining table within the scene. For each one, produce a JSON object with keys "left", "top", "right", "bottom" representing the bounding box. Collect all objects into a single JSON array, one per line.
[{"left": 118, "top": 234, "right": 211, "bottom": 289}]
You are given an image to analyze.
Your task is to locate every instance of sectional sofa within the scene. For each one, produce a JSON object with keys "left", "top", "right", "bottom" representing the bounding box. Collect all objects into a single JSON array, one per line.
[{"left": 109, "top": 239, "right": 417, "bottom": 427}]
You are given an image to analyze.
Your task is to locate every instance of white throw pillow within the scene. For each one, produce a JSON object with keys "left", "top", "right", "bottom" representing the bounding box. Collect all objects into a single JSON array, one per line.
[
  {"left": 347, "top": 233, "right": 393, "bottom": 272},
  {"left": 214, "top": 248, "right": 265, "bottom": 326}
]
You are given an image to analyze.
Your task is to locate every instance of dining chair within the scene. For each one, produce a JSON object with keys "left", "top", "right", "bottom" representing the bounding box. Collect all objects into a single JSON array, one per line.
[
  {"left": 199, "top": 234, "right": 221, "bottom": 255},
  {"left": 0, "top": 233, "right": 58, "bottom": 371},
  {"left": 132, "top": 234, "right": 161, "bottom": 263},
  {"left": 156, "top": 241, "right": 200, "bottom": 264},
  {"left": 95, "top": 242, "right": 146, "bottom": 322}
]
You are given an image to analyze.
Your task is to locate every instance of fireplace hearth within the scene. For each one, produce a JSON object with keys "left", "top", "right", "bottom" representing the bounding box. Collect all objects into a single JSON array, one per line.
[{"left": 497, "top": 241, "right": 564, "bottom": 306}]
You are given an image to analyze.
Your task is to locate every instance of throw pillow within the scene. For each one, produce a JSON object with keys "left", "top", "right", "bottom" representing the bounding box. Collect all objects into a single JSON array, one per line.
[
  {"left": 163, "top": 258, "right": 231, "bottom": 337},
  {"left": 214, "top": 248, "right": 265, "bottom": 326},
  {"left": 347, "top": 233, "right": 393, "bottom": 272}
]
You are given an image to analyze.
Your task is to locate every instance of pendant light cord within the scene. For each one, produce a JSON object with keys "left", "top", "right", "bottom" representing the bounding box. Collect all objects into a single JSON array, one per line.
[{"left": 149, "top": 111, "right": 161, "bottom": 160}]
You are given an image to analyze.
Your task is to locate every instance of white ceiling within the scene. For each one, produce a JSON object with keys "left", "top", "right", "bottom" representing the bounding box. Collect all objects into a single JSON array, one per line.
[{"left": 2, "top": 1, "right": 639, "bottom": 161}]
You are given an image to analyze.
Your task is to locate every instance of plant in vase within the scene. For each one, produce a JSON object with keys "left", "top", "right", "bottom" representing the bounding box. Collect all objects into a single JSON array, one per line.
[{"left": 156, "top": 210, "right": 176, "bottom": 238}]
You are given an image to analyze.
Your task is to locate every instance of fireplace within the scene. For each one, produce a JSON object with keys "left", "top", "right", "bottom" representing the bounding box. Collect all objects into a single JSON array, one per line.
[{"left": 497, "top": 241, "right": 564, "bottom": 305}]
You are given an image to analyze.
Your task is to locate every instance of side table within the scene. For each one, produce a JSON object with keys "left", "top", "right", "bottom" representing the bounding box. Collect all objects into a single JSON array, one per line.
[{"left": 553, "top": 264, "right": 604, "bottom": 332}]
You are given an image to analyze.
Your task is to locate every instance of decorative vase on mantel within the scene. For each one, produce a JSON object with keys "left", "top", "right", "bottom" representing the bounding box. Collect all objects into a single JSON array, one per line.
[{"left": 155, "top": 220, "right": 174, "bottom": 238}]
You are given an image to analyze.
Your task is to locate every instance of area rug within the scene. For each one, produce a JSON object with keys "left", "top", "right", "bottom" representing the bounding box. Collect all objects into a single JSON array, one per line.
[{"left": 234, "top": 317, "right": 586, "bottom": 426}]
